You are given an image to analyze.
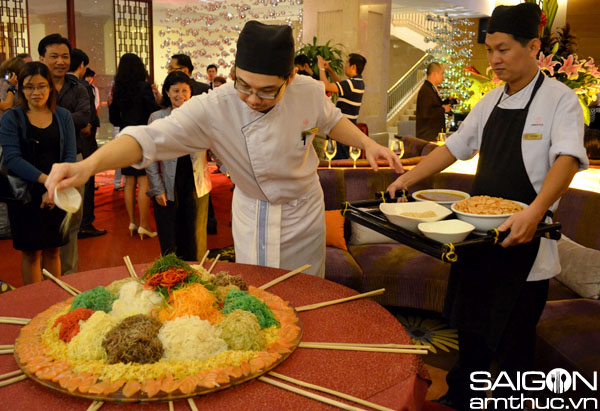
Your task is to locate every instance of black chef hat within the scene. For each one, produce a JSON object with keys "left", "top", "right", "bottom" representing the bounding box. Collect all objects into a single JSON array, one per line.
[
  {"left": 235, "top": 21, "right": 294, "bottom": 77},
  {"left": 487, "top": 3, "right": 541, "bottom": 40}
]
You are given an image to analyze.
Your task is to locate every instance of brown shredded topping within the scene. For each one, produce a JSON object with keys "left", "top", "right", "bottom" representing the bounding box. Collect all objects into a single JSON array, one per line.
[{"left": 102, "top": 314, "right": 163, "bottom": 364}]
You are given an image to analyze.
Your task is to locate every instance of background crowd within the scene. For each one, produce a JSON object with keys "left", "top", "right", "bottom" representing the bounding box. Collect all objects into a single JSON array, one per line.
[{"left": 0, "top": 32, "right": 365, "bottom": 286}]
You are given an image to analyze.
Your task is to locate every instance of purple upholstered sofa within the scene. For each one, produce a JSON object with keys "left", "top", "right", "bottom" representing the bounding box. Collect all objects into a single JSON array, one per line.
[{"left": 317, "top": 165, "right": 600, "bottom": 391}]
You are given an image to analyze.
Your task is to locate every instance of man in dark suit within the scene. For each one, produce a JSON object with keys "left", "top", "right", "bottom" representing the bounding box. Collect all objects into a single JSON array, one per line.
[
  {"left": 416, "top": 62, "right": 451, "bottom": 141},
  {"left": 167, "top": 54, "right": 210, "bottom": 96},
  {"left": 68, "top": 48, "right": 106, "bottom": 239}
]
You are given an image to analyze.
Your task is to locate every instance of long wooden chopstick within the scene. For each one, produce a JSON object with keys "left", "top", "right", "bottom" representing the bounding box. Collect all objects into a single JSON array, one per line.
[
  {"left": 298, "top": 342, "right": 427, "bottom": 355},
  {"left": 199, "top": 250, "right": 210, "bottom": 267},
  {"left": 0, "top": 374, "right": 27, "bottom": 387},
  {"left": 207, "top": 254, "right": 220, "bottom": 273},
  {"left": 259, "top": 264, "right": 311, "bottom": 290},
  {"left": 295, "top": 288, "right": 385, "bottom": 312},
  {"left": 86, "top": 400, "right": 103, "bottom": 411},
  {"left": 169, "top": 401, "right": 175, "bottom": 411},
  {"left": 269, "top": 372, "right": 394, "bottom": 411},
  {"left": 0, "top": 349, "right": 14, "bottom": 355},
  {"left": 187, "top": 398, "right": 199, "bottom": 411},
  {"left": 259, "top": 376, "right": 366, "bottom": 411},
  {"left": 0, "top": 370, "right": 23, "bottom": 380},
  {"left": 0, "top": 317, "right": 30, "bottom": 325},
  {"left": 0, "top": 345, "right": 14, "bottom": 350},
  {"left": 42, "top": 269, "right": 80, "bottom": 296},
  {"left": 123, "top": 256, "right": 137, "bottom": 278},
  {"left": 302, "top": 341, "right": 432, "bottom": 350}
]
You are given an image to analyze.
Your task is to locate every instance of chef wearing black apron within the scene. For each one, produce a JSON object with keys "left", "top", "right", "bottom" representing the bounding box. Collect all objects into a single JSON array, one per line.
[{"left": 386, "top": 4, "right": 588, "bottom": 410}]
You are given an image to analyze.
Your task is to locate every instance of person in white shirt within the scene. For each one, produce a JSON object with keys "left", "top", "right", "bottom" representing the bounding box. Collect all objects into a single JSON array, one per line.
[
  {"left": 44, "top": 21, "right": 402, "bottom": 278},
  {"left": 387, "top": 4, "right": 588, "bottom": 409}
]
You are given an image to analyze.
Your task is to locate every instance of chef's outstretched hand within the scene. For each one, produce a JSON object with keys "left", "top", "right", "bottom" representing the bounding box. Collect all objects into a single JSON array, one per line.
[
  {"left": 497, "top": 207, "right": 542, "bottom": 247},
  {"left": 364, "top": 139, "right": 404, "bottom": 174},
  {"left": 45, "top": 161, "right": 93, "bottom": 202}
]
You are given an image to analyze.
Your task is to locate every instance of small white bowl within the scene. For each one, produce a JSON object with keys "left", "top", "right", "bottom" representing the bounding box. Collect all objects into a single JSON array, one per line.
[
  {"left": 418, "top": 219, "right": 475, "bottom": 243},
  {"left": 54, "top": 186, "right": 82, "bottom": 214},
  {"left": 380, "top": 201, "right": 452, "bottom": 233},
  {"left": 451, "top": 200, "right": 528, "bottom": 234},
  {"left": 412, "top": 189, "right": 470, "bottom": 209}
]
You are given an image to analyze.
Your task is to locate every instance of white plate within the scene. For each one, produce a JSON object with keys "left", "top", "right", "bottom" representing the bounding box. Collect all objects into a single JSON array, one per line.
[
  {"left": 451, "top": 200, "right": 528, "bottom": 234},
  {"left": 54, "top": 186, "right": 82, "bottom": 214},
  {"left": 418, "top": 219, "right": 475, "bottom": 243},
  {"left": 412, "top": 189, "right": 470, "bottom": 209},
  {"left": 380, "top": 201, "right": 452, "bottom": 233}
]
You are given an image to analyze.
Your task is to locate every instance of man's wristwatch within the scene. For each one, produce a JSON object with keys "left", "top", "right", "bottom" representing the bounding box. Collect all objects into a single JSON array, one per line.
[{"left": 7, "top": 86, "right": 17, "bottom": 94}]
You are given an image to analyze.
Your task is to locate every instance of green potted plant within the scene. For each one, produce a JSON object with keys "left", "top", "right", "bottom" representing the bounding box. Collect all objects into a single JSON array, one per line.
[
  {"left": 296, "top": 37, "right": 345, "bottom": 79},
  {"left": 296, "top": 37, "right": 346, "bottom": 160}
]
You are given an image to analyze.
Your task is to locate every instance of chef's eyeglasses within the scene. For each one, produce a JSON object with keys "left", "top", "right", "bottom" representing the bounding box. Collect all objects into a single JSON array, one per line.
[{"left": 234, "top": 78, "right": 287, "bottom": 100}]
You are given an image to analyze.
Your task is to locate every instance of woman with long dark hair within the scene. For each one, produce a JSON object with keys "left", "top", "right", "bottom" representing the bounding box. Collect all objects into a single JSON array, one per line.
[
  {"left": 109, "top": 53, "right": 159, "bottom": 239},
  {"left": 0, "top": 62, "right": 76, "bottom": 284},
  {"left": 146, "top": 71, "right": 211, "bottom": 260}
]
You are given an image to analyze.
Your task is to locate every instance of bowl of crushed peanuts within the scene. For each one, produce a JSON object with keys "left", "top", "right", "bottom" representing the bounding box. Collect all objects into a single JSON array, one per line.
[
  {"left": 451, "top": 195, "right": 528, "bottom": 234},
  {"left": 380, "top": 201, "right": 452, "bottom": 233}
]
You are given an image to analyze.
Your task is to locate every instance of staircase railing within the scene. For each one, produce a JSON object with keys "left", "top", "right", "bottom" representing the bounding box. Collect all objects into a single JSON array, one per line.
[
  {"left": 391, "top": 12, "right": 437, "bottom": 37},
  {"left": 387, "top": 54, "right": 429, "bottom": 120}
]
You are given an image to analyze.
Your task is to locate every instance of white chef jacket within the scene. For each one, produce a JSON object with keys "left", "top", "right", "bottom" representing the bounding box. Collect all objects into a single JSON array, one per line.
[
  {"left": 119, "top": 75, "right": 343, "bottom": 277},
  {"left": 445, "top": 71, "right": 589, "bottom": 281}
]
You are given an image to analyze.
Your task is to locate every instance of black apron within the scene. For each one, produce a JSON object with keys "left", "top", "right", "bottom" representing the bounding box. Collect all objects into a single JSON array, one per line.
[{"left": 443, "top": 72, "right": 545, "bottom": 350}]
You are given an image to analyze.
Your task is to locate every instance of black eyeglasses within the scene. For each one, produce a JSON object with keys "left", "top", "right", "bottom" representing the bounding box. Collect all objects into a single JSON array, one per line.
[
  {"left": 233, "top": 79, "right": 287, "bottom": 100},
  {"left": 22, "top": 85, "right": 49, "bottom": 93}
]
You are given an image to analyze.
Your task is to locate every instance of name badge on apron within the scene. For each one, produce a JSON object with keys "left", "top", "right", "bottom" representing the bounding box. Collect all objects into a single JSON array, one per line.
[{"left": 523, "top": 133, "right": 542, "bottom": 140}]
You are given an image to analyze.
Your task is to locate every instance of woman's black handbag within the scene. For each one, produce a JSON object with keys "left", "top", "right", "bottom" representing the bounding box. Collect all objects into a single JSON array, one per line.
[{"left": 0, "top": 112, "right": 32, "bottom": 204}]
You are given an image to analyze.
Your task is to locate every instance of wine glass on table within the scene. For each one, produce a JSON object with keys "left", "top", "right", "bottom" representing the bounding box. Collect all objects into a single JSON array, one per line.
[
  {"left": 349, "top": 146, "right": 361, "bottom": 169},
  {"left": 389, "top": 139, "right": 404, "bottom": 160},
  {"left": 324, "top": 138, "right": 337, "bottom": 169}
]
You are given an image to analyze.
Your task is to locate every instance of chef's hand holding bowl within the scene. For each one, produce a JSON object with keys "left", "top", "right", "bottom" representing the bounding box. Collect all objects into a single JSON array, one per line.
[{"left": 45, "top": 160, "right": 94, "bottom": 202}]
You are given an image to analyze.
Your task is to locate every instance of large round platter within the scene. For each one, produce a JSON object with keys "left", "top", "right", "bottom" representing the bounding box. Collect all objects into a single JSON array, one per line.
[{"left": 13, "top": 284, "right": 302, "bottom": 402}]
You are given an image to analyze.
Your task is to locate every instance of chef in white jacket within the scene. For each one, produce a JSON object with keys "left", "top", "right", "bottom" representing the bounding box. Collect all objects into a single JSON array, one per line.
[{"left": 45, "top": 21, "right": 403, "bottom": 277}]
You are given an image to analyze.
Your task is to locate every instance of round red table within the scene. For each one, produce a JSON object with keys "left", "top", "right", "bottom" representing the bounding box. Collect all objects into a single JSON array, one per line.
[{"left": 0, "top": 262, "right": 430, "bottom": 410}]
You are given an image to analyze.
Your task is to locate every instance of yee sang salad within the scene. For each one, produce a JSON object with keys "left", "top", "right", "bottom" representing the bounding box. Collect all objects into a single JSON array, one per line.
[{"left": 14, "top": 255, "right": 301, "bottom": 399}]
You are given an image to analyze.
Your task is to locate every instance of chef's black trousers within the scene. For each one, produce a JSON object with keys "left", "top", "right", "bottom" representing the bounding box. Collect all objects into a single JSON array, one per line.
[{"left": 443, "top": 279, "right": 549, "bottom": 410}]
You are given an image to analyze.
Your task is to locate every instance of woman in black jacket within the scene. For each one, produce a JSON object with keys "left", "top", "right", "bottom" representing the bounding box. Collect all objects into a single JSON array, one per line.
[{"left": 109, "top": 53, "right": 159, "bottom": 239}]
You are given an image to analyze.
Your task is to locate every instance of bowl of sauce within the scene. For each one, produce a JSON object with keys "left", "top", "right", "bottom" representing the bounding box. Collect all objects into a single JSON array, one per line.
[{"left": 412, "top": 189, "right": 470, "bottom": 209}]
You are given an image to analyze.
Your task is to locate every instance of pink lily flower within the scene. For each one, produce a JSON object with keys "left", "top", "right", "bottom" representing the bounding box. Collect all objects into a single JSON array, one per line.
[
  {"left": 558, "top": 55, "right": 582, "bottom": 80},
  {"left": 537, "top": 53, "right": 559, "bottom": 76},
  {"left": 584, "top": 58, "right": 600, "bottom": 77}
]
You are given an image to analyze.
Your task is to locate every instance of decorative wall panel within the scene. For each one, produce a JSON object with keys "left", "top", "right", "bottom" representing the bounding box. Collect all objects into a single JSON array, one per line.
[
  {"left": 0, "top": 0, "right": 29, "bottom": 59},
  {"left": 114, "top": 0, "right": 153, "bottom": 79}
]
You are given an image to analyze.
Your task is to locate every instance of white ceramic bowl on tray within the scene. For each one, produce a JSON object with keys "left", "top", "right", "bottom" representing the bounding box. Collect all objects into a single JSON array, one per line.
[
  {"left": 418, "top": 219, "right": 475, "bottom": 243},
  {"left": 380, "top": 201, "right": 452, "bottom": 233},
  {"left": 450, "top": 201, "right": 528, "bottom": 234},
  {"left": 412, "top": 189, "right": 470, "bottom": 209}
]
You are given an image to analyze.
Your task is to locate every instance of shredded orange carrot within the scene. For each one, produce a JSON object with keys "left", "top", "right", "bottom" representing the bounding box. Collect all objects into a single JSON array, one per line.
[
  {"left": 158, "top": 283, "right": 223, "bottom": 324},
  {"left": 145, "top": 268, "right": 188, "bottom": 289}
]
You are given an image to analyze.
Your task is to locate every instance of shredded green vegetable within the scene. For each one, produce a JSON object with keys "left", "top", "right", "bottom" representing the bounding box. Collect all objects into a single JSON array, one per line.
[
  {"left": 217, "top": 309, "right": 266, "bottom": 351},
  {"left": 70, "top": 286, "right": 116, "bottom": 313},
  {"left": 222, "top": 289, "right": 279, "bottom": 329},
  {"left": 143, "top": 254, "right": 194, "bottom": 279}
]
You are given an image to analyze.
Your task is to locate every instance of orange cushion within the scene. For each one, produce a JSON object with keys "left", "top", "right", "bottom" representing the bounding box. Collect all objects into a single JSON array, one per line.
[{"left": 325, "top": 210, "right": 348, "bottom": 251}]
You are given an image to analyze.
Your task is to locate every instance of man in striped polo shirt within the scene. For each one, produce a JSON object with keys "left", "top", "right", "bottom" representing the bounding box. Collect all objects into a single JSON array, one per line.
[{"left": 317, "top": 53, "right": 367, "bottom": 159}]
